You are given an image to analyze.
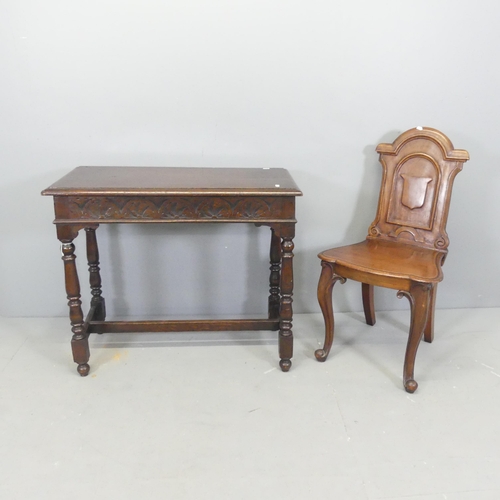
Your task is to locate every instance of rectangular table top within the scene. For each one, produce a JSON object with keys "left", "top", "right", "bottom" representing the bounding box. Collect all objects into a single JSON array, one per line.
[{"left": 42, "top": 167, "right": 302, "bottom": 197}]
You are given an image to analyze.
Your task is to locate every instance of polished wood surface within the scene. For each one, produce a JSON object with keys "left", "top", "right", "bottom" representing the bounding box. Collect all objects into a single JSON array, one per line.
[
  {"left": 42, "top": 166, "right": 302, "bottom": 196},
  {"left": 316, "top": 127, "right": 469, "bottom": 393},
  {"left": 319, "top": 239, "right": 446, "bottom": 283},
  {"left": 43, "top": 167, "right": 302, "bottom": 376},
  {"left": 43, "top": 167, "right": 300, "bottom": 225}
]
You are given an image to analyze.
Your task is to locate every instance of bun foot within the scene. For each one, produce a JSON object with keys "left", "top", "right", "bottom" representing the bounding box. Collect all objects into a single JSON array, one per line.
[
  {"left": 77, "top": 363, "right": 90, "bottom": 377},
  {"left": 315, "top": 349, "right": 328, "bottom": 362},
  {"left": 404, "top": 379, "right": 418, "bottom": 393},
  {"left": 279, "top": 359, "right": 292, "bottom": 372}
]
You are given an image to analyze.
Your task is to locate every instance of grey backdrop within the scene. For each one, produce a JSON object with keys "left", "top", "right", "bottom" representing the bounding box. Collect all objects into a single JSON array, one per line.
[{"left": 1, "top": 1, "right": 498, "bottom": 318}]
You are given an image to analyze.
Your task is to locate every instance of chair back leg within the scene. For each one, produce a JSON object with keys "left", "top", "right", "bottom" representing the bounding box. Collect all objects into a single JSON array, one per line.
[
  {"left": 362, "top": 283, "right": 376, "bottom": 326},
  {"left": 423, "top": 284, "right": 437, "bottom": 343}
]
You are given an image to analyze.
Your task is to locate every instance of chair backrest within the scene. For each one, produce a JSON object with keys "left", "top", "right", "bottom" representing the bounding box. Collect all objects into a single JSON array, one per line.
[{"left": 367, "top": 127, "right": 469, "bottom": 251}]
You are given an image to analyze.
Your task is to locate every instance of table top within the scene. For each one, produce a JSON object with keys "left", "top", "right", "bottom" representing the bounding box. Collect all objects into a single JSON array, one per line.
[{"left": 42, "top": 167, "right": 302, "bottom": 197}]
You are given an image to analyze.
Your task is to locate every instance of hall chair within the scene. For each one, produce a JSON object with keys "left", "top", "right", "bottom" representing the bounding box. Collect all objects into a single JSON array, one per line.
[{"left": 315, "top": 127, "right": 469, "bottom": 392}]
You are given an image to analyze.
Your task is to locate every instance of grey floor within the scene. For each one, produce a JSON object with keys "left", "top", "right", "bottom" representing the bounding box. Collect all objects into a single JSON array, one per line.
[{"left": 1, "top": 308, "right": 500, "bottom": 500}]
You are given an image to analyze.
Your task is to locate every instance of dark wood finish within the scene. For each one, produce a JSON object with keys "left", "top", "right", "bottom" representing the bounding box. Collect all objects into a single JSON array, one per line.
[
  {"left": 87, "top": 319, "right": 279, "bottom": 334},
  {"left": 268, "top": 228, "right": 281, "bottom": 320},
  {"left": 43, "top": 166, "right": 301, "bottom": 196},
  {"left": 85, "top": 227, "right": 106, "bottom": 322},
  {"left": 278, "top": 224, "right": 295, "bottom": 372},
  {"left": 43, "top": 167, "right": 301, "bottom": 375},
  {"left": 61, "top": 240, "right": 90, "bottom": 376},
  {"left": 52, "top": 195, "right": 296, "bottom": 224},
  {"left": 316, "top": 128, "right": 469, "bottom": 393}
]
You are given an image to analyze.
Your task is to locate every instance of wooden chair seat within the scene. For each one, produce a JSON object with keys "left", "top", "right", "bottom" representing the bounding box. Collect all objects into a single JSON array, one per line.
[
  {"left": 319, "top": 239, "right": 445, "bottom": 285},
  {"left": 315, "top": 127, "right": 469, "bottom": 393}
]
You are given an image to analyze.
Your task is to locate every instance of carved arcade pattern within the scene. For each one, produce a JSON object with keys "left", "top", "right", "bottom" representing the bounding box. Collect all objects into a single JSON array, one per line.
[
  {"left": 386, "top": 154, "right": 440, "bottom": 231},
  {"left": 61, "top": 196, "right": 290, "bottom": 222}
]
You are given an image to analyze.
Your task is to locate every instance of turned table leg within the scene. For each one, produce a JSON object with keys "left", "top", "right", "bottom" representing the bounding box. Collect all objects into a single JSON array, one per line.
[
  {"left": 268, "top": 228, "right": 281, "bottom": 320},
  {"left": 85, "top": 227, "right": 106, "bottom": 322},
  {"left": 278, "top": 225, "right": 295, "bottom": 372},
  {"left": 59, "top": 230, "right": 90, "bottom": 376}
]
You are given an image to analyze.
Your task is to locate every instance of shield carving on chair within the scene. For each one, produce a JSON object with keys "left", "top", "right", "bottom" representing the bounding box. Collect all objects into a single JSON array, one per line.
[{"left": 400, "top": 174, "right": 432, "bottom": 209}]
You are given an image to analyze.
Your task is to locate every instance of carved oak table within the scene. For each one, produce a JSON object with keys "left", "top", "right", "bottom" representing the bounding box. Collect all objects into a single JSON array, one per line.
[{"left": 42, "top": 167, "right": 302, "bottom": 376}]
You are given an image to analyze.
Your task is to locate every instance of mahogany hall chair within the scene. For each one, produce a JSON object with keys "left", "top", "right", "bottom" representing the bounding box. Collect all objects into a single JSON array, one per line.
[{"left": 315, "top": 127, "right": 469, "bottom": 392}]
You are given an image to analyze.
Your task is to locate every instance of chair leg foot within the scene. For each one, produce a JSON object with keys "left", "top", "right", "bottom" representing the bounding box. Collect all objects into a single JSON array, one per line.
[
  {"left": 314, "top": 349, "right": 328, "bottom": 362},
  {"left": 404, "top": 379, "right": 418, "bottom": 393}
]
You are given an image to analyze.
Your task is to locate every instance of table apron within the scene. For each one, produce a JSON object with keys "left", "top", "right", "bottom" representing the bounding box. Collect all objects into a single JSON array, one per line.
[{"left": 53, "top": 195, "right": 297, "bottom": 223}]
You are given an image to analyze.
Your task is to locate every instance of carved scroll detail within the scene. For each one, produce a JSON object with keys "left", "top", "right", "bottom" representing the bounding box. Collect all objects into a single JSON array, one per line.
[{"left": 389, "top": 226, "right": 425, "bottom": 243}]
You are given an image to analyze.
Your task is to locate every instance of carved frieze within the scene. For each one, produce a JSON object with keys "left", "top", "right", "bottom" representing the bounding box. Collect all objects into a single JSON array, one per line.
[{"left": 56, "top": 195, "right": 292, "bottom": 222}]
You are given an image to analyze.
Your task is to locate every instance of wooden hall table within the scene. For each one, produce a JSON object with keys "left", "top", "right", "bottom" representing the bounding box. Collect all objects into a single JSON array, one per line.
[{"left": 42, "top": 167, "right": 302, "bottom": 376}]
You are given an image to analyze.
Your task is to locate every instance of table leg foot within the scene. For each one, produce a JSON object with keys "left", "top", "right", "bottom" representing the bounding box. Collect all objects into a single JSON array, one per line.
[
  {"left": 279, "top": 359, "right": 292, "bottom": 372},
  {"left": 77, "top": 363, "right": 90, "bottom": 377}
]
